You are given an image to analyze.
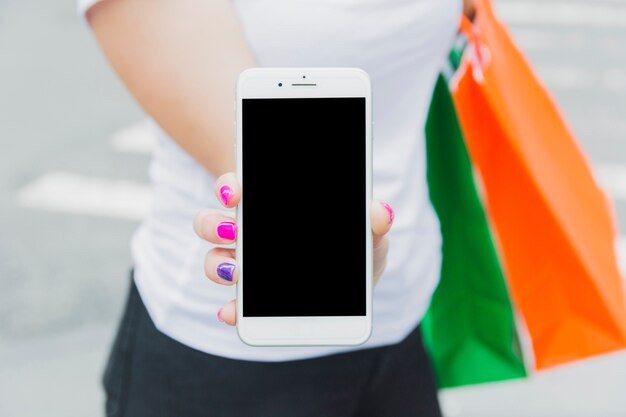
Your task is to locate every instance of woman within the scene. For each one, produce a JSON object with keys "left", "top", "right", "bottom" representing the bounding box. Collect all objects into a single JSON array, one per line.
[{"left": 81, "top": 0, "right": 470, "bottom": 415}]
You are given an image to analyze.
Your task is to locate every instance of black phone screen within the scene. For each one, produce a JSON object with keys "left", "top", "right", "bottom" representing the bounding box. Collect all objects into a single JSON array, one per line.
[{"left": 242, "top": 97, "right": 366, "bottom": 317}]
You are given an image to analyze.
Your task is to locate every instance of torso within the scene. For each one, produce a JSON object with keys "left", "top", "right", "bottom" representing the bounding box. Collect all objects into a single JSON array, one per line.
[{"left": 133, "top": 0, "right": 460, "bottom": 361}]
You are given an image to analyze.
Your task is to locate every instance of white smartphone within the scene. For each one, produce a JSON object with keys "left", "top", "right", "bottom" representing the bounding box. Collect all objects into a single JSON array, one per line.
[{"left": 235, "top": 67, "right": 373, "bottom": 346}]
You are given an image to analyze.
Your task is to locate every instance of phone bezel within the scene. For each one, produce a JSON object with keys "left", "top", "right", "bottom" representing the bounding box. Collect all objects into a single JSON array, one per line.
[{"left": 235, "top": 67, "right": 373, "bottom": 346}]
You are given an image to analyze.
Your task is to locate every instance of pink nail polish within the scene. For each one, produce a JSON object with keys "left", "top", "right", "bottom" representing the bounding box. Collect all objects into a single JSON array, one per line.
[
  {"left": 217, "top": 308, "right": 225, "bottom": 322},
  {"left": 216, "top": 221, "right": 237, "bottom": 240},
  {"left": 381, "top": 202, "right": 394, "bottom": 224},
  {"left": 219, "top": 185, "right": 233, "bottom": 206}
]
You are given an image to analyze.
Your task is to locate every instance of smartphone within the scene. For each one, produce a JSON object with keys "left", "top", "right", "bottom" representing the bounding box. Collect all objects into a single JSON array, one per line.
[{"left": 235, "top": 67, "right": 373, "bottom": 346}]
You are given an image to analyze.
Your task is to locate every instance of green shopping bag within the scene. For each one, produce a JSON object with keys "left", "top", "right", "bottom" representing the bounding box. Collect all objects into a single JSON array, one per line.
[{"left": 421, "top": 74, "right": 527, "bottom": 388}]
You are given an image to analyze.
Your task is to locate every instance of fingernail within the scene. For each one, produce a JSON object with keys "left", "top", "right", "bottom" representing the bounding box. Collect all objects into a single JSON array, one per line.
[
  {"left": 217, "top": 262, "right": 236, "bottom": 281},
  {"left": 381, "top": 202, "right": 394, "bottom": 224},
  {"left": 219, "top": 185, "right": 233, "bottom": 206},
  {"left": 217, "top": 308, "right": 225, "bottom": 322},
  {"left": 216, "top": 222, "right": 237, "bottom": 240}
]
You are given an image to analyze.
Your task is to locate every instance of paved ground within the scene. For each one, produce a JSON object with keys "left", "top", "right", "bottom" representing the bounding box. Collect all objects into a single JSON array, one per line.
[{"left": 1, "top": 0, "right": 626, "bottom": 415}]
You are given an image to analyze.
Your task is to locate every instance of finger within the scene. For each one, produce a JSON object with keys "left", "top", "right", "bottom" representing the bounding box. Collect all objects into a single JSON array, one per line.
[
  {"left": 215, "top": 172, "right": 241, "bottom": 208},
  {"left": 373, "top": 235, "right": 389, "bottom": 285},
  {"left": 217, "top": 299, "right": 237, "bottom": 326},
  {"left": 371, "top": 199, "right": 394, "bottom": 239},
  {"left": 204, "top": 247, "right": 238, "bottom": 285},
  {"left": 193, "top": 209, "right": 238, "bottom": 244}
]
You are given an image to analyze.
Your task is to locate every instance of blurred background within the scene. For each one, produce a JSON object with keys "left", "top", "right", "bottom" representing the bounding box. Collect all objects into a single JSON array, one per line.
[{"left": 1, "top": 0, "right": 625, "bottom": 415}]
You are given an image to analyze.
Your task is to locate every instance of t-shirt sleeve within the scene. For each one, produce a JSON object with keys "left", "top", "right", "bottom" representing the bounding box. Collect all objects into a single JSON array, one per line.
[{"left": 77, "top": 0, "right": 104, "bottom": 17}]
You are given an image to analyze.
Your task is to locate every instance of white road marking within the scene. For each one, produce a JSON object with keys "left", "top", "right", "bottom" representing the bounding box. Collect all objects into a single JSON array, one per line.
[
  {"left": 16, "top": 172, "right": 152, "bottom": 221},
  {"left": 110, "top": 120, "right": 156, "bottom": 155},
  {"left": 508, "top": 29, "right": 560, "bottom": 52},
  {"left": 531, "top": 66, "right": 626, "bottom": 92},
  {"left": 497, "top": 1, "right": 626, "bottom": 28},
  {"left": 595, "top": 163, "right": 626, "bottom": 202},
  {"left": 540, "top": 67, "right": 594, "bottom": 90}
]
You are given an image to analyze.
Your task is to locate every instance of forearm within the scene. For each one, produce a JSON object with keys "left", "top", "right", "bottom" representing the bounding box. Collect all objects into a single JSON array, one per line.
[{"left": 87, "top": 0, "right": 256, "bottom": 175}]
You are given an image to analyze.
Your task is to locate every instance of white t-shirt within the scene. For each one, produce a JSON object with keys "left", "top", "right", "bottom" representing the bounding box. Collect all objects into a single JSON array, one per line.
[{"left": 80, "top": 0, "right": 460, "bottom": 361}]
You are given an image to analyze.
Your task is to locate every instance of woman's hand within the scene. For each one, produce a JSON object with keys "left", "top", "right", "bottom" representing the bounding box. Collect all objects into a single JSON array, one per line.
[
  {"left": 193, "top": 172, "right": 395, "bottom": 326},
  {"left": 463, "top": 0, "right": 476, "bottom": 20}
]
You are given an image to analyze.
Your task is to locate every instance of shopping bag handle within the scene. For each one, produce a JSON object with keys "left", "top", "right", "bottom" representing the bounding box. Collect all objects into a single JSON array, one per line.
[
  {"left": 457, "top": 14, "right": 489, "bottom": 82},
  {"left": 459, "top": 15, "right": 485, "bottom": 67}
]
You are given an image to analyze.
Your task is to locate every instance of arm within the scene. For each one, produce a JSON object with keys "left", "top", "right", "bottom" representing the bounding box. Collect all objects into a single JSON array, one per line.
[
  {"left": 89, "top": 0, "right": 395, "bottom": 325},
  {"left": 87, "top": 0, "right": 256, "bottom": 175}
]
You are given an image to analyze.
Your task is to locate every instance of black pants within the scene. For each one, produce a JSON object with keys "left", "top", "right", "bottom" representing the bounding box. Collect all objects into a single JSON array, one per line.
[{"left": 103, "top": 278, "right": 442, "bottom": 417}]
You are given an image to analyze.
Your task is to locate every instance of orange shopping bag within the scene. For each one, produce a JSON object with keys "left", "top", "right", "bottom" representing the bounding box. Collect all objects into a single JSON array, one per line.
[{"left": 451, "top": 0, "right": 626, "bottom": 370}]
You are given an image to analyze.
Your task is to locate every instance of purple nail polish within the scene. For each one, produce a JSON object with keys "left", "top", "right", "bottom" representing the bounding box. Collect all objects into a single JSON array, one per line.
[
  {"left": 216, "top": 221, "right": 237, "bottom": 240},
  {"left": 217, "top": 308, "right": 225, "bottom": 322},
  {"left": 217, "top": 262, "right": 235, "bottom": 281},
  {"left": 219, "top": 185, "right": 233, "bottom": 206},
  {"left": 381, "top": 202, "right": 394, "bottom": 224}
]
